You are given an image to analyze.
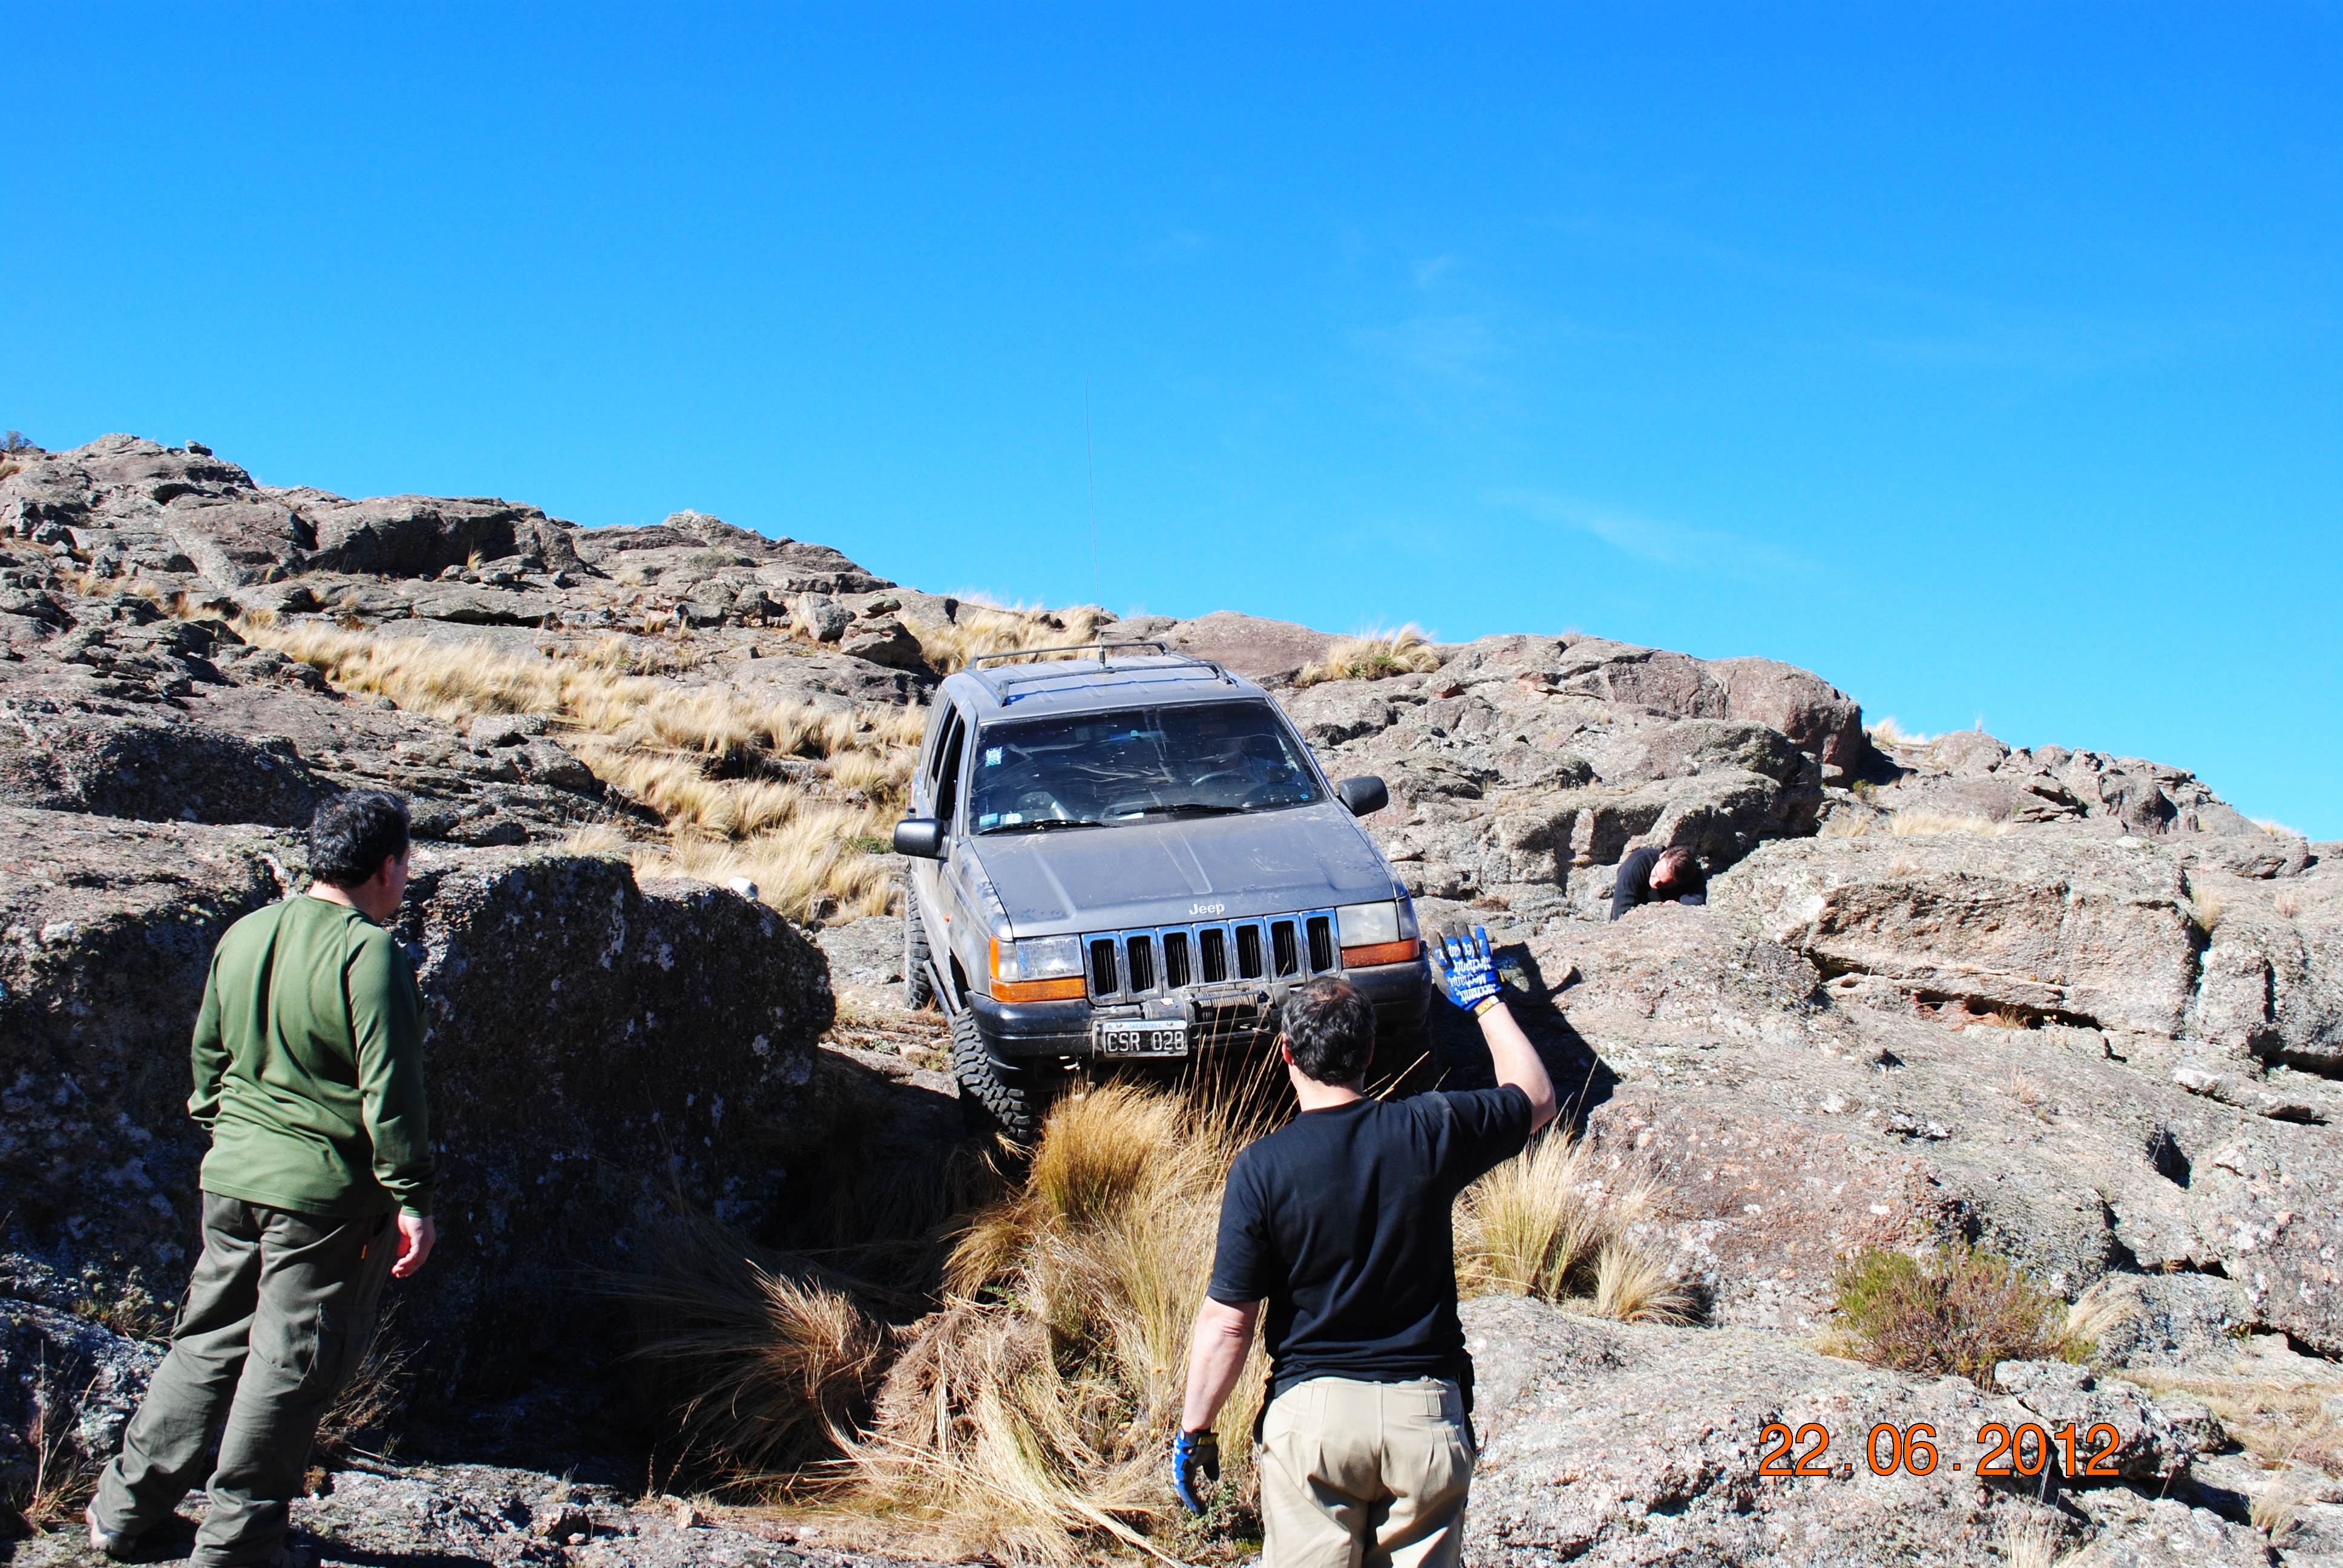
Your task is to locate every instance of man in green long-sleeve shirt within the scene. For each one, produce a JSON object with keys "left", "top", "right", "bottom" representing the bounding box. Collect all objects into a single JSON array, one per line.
[{"left": 91, "top": 789, "right": 437, "bottom": 1568}]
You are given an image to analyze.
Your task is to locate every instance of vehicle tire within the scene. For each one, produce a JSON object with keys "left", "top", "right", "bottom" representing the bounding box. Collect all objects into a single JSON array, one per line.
[
  {"left": 952, "top": 1007, "right": 1056, "bottom": 1143},
  {"left": 903, "top": 882, "right": 934, "bottom": 1010}
]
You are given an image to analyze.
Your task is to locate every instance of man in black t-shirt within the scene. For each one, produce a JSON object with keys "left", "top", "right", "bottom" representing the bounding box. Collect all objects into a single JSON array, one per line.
[
  {"left": 1610, "top": 844, "right": 1707, "bottom": 920},
  {"left": 1173, "top": 930, "right": 1556, "bottom": 1568}
]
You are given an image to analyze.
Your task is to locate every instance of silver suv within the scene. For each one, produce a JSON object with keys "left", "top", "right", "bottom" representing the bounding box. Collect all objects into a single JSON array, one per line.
[{"left": 893, "top": 644, "right": 1432, "bottom": 1137}]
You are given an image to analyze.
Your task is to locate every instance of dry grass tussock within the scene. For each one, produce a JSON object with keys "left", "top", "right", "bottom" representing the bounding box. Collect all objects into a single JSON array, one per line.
[
  {"left": 2119, "top": 1356, "right": 2343, "bottom": 1477},
  {"left": 1866, "top": 717, "right": 1928, "bottom": 750},
  {"left": 619, "top": 1083, "right": 1697, "bottom": 1563},
  {"left": 1455, "top": 1129, "right": 1694, "bottom": 1324},
  {"left": 911, "top": 603, "right": 1116, "bottom": 676},
  {"left": 609, "top": 1209, "right": 891, "bottom": 1478},
  {"left": 1889, "top": 810, "right": 2017, "bottom": 838},
  {"left": 1999, "top": 1512, "right": 2099, "bottom": 1568},
  {"left": 247, "top": 621, "right": 925, "bottom": 920},
  {"left": 1296, "top": 626, "right": 1444, "bottom": 688},
  {"left": 2184, "top": 880, "right": 2226, "bottom": 936},
  {"left": 2, "top": 1354, "right": 99, "bottom": 1536},
  {"left": 849, "top": 1084, "right": 1262, "bottom": 1561}
]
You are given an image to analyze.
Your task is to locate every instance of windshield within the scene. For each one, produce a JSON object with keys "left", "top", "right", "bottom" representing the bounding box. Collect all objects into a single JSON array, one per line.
[{"left": 971, "top": 700, "right": 1322, "bottom": 832}]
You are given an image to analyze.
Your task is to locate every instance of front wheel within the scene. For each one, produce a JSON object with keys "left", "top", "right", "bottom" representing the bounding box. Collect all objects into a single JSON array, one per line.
[
  {"left": 903, "top": 883, "right": 934, "bottom": 1010},
  {"left": 951, "top": 1008, "right": 1058, "bottom": 1143}
]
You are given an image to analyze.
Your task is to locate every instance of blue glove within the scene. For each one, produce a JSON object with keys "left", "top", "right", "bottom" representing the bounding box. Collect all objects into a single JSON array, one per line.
[
  {"left": 1171, "top": 1428, "right": 1220, "bottom": 1513},
  {"left": 1434, "top": 926, "right": 1504, "bottom": 1013}
]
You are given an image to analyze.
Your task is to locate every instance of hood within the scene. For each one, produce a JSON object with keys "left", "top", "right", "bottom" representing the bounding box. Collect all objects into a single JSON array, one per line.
[{"left": 963, "top": 803, "right": 1396, "bottom": 936}]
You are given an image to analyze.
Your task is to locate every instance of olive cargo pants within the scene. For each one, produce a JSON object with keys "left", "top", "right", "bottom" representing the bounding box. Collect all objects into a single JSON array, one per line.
[
  {"left": 1257, "top": 1376, "right": 1475, "bottom": 1568},
  {"left": 93, "top": 1194, "right": 398, "bottom": 1566}
]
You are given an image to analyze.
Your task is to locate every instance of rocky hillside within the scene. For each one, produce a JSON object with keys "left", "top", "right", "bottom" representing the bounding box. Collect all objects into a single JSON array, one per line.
[{"left": 4, "top": 435, "right": 2340, "bottom": 1564}]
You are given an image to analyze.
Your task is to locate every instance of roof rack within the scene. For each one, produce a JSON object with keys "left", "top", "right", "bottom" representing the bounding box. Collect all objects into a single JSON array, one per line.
[
  {"left": 962, "top": 642, "right": 1234, "bottom": 701},
  {"left": 969, "top": 639, "right": 1172, "bottom": 667}
]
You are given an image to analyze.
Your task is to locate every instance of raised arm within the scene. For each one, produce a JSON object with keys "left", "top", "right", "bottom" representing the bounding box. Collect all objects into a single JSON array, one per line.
[{"left": 1432, "top": 927, "right": 1557, "bottom": 1131}]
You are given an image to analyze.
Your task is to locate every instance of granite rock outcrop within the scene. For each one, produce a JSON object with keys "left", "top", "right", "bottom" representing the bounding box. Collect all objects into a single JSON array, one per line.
[{"left": 2, "top": 433, "right": 2335, "bottom": 1563}]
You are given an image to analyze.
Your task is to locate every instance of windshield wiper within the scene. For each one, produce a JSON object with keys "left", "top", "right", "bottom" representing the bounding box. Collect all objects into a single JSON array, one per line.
[{"left": 981, "top": 817, "right": 1100, "bottom": 834}]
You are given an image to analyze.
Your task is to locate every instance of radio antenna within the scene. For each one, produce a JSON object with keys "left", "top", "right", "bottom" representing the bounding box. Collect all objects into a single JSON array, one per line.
[{"left": 1086, "top": 378, "right": 1101, "bottom": 606}]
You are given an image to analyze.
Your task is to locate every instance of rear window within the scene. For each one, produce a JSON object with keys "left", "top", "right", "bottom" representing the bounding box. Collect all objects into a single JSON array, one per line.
[{"left": 971, "top": 700, "right": 1322, "bottom": 834}]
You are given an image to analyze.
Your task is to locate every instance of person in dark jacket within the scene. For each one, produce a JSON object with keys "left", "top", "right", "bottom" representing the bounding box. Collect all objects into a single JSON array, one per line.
[{"left": 1611, "top": 844, "right": 1706, "bottom": 920}]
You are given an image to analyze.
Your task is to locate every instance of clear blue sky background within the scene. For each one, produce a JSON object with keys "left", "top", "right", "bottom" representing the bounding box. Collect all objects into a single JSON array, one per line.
[{"left": 7, "top": 5, "right": 2337, "bottom": 834}]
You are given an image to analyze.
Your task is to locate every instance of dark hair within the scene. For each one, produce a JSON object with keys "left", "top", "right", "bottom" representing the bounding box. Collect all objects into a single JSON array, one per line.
[
  {"left": 309, "top": 790, "right": 411, "bottom": 889},
  {"left": 1655, "top": 846, "right": 1697, "bottom": 880},
  {"left": 1282, "top": 976, "right": 1376, "bottom": 1086}
]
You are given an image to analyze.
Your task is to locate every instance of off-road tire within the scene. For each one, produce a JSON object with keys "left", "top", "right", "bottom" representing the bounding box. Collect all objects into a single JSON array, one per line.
[
  {"left": 952, "top": 1007, "right": 1056, "bottom": 1143},
  {"left": 903, "top": 883, "right": 934, "bottom": 1010}
]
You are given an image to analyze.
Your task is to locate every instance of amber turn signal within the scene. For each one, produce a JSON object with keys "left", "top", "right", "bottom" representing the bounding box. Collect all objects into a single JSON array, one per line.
[
  {"left": 1340, "top": 938, "right": 1421, "bottom": 968},
  {"left": 992, "top": 975, "right": 1090, "bottom": 1003}
]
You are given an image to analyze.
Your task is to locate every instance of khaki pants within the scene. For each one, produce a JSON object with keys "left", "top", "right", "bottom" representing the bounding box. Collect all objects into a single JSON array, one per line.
[
  {"left": 1257, "top": 1376, "right": 1475, "bottom": 1568},
  {"left": 93, "top": 1194, "right": 398, "bottom": 1567}
]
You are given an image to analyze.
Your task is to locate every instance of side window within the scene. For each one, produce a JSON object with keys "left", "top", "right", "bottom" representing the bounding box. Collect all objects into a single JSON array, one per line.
[
  {"left": 917, "top": 702, "right": 951, "bottom": 809},
  {"left": 932, "top": 708, "right": 968, "bottom": 828}
]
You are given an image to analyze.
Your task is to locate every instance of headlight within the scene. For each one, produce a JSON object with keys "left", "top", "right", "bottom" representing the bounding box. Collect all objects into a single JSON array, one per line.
[
  {"left": 1337, "top": 900, "right": 1421, "bottom": 968},
  {"left": 1396, "top": 890, "right": 1421, "bottom": 941},
  {"left": 993, "top": 934, "right": 1085, "bottom": 982},
  {"left": 991, "top": 935, "right": 1090, "bottom": 1002}
]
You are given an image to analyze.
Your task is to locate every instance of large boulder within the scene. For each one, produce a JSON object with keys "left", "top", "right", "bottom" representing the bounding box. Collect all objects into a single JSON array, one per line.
[
  {"left": 1486, "top": 906, "right": 2343, "bottom": 1353},
  {"left": 1710, "top": 831, "right": 2202, "bottom": 1036},
  {"left": 0, "top": 702, "right": 324, "bottom": 825},
  {"left": 0, "top": 809, "right": 291, "bottom": 1287},
  {"left": 1871, "top": 730, "right": 2266, "bottom": 841},
  {"left": 384, "top": 848, "right": 833, "bottom": 1393},
  {"left": 1152, "top": 610, "right": 1337, "bottom": 682},
  {"left": 1461, "top": 1296, "right": 2255, "bottom": 1568},
  {"left": 293, "top": 494, "right": 572, "bottom": 579},
  {"left": 0, "top": 810, "right": 834, "bottom": 1399},
  {"left": 1706, "top": 655, "right": 1866, "bottom": 777},
  {"left": 568, "top": 511, "right": 893, "bottom": 596}
]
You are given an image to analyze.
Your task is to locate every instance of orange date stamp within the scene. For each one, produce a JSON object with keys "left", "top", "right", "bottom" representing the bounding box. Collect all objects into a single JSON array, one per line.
[{"left": 1756, "top": 1421, "right": 2126, "bottom": 1480}]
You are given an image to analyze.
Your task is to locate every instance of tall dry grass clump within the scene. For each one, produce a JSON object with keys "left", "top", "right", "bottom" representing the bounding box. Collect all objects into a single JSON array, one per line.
[
  {"left": 611, "top": 1209, "right": 891, "bottom": 1478},
  {"left": 1455, "top": 1129, "right": 1694, "bottom": 1324},
  {"left": 913, "top": 603, "right": 1115, "bottom": 676},
  {"left": 247, "top": 621, "right": 925, "bottom": 919},
  {"left": 2119, "top": 1357, "right": 2343, "bottom": 1477},
  {"left": 1296, "top": 626, "right": 1443, "bottom": 688},
  {"left": 850, "top": 1084, "right": 1260, "bottom": 1561}
]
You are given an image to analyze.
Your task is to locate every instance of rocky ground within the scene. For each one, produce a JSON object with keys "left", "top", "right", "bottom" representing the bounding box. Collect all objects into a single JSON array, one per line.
[{"left": 4, "top": 434, "right": 2339, "bottom": 1564}]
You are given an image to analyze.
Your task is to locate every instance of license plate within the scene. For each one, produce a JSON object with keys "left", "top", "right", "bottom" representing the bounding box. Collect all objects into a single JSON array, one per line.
[{"left": 1093, "top": 1019, "right": 1190, "bottom": 1058}]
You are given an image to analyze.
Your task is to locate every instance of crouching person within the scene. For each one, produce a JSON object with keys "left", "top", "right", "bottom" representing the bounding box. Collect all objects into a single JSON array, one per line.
[
  {"left": 1173, "top": 933, "right": 1556, "bottom": 1567},
  {"left": 90, "top": 789, "right": 438, "bottom": 1567}
]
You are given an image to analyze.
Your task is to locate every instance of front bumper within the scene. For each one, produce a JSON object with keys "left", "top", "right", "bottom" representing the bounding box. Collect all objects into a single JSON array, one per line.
[{"left": 969, "top": 955, "right": 1434, "bottom": 1063}]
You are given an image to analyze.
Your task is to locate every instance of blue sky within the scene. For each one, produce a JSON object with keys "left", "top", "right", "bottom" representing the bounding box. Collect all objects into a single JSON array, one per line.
[{"left": 6, "top": 5, "right": 2338, "bottom": 834}]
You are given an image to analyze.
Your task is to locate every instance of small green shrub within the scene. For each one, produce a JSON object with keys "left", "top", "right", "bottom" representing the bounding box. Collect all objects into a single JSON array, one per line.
[{"left": 1824, "top": 1244, "right": 2084, "bottom": 1387}]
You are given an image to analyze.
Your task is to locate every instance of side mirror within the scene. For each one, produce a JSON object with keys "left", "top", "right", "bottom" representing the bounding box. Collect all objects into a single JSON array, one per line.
[
  {"left": 893, "top": 818, "right": 946, "bottom": 859},
  {"left": 1335, "top": 776, "right": 1389, "bottom": 818}
]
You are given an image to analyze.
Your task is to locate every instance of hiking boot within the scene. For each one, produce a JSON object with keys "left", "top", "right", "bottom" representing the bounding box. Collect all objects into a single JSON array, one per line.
[{"left": 86, "top": 1504, "right": 140, "bottom": 1560}]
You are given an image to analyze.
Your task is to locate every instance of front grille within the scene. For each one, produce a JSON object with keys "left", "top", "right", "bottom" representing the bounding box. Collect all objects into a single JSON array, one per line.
[{"left": 1083, "top": 909, "right": 1342, "bottom": 1003}]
